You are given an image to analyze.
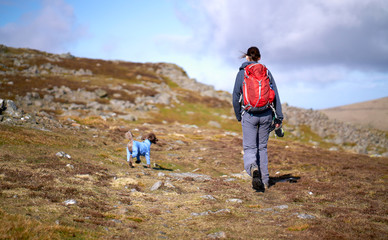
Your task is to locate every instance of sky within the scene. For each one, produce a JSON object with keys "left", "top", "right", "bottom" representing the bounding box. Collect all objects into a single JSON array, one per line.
[{"left": 0, "top": 0, "right": 387, "bottom": 109}]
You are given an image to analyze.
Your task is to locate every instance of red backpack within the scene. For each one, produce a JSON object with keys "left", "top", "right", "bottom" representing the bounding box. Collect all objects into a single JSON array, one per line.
[{"left": 242, "top": 63, "right": 275, "bottom": 112}]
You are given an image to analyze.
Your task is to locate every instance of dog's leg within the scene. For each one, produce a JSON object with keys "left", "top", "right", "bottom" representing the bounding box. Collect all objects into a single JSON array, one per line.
[
  {"left": 125, "top": 131, "right": 134, "bottom": 168},
  {"left": 126, "top": 147, "right": 134, "bottom": 168}
]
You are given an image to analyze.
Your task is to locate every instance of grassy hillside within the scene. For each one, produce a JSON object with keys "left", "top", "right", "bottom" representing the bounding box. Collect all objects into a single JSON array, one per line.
[{"left": 1, "top": 45, "right": 387, "bottom": 239}]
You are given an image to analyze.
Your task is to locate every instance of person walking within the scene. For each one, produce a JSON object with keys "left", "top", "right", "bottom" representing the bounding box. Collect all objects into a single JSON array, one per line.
[{"left": 232, "top": 46, "right": 283, "bottom": 192}]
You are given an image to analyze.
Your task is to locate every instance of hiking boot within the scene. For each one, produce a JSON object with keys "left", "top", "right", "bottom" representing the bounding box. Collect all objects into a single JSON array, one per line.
[
  {"left": 135, "top": 159, "right": 141, "bottom": 164},
  {"left": 251, "top": 167, "right": 264, "bottom": 191}
]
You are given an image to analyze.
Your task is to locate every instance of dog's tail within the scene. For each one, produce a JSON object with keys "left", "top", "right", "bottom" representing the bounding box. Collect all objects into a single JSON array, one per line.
[{"left": 125, "top": 131, "right": 133, "bottom": 141}]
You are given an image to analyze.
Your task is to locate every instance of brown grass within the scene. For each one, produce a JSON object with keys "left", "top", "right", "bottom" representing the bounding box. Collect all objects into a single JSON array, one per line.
[
  {"left": 0, "top": 209, "right": 96, "bottom": 240},
  {"left": 1, "top": 121, "right": 387, "bottom": 239}
]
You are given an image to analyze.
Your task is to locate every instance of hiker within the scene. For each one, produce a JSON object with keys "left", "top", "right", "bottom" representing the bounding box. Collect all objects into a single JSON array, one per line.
[{"left": 232, "top": 46, "right": 283, "bottom": 192}]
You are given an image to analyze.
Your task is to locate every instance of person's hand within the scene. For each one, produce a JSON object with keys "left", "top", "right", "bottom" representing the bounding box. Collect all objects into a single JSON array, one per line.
[{"left": 274, "top": 118, "right": 282, "bottom": 129}]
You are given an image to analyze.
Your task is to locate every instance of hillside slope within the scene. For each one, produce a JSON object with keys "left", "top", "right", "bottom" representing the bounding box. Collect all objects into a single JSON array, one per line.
[
  {"left": 1, "top": 45, "right": 387, "bottom": 239},
  {"left": 1, "top": 121, "right": 387, "bottom": 239},
  {"left": 320, "top": 97, "right": 388, "bottom": 131}
]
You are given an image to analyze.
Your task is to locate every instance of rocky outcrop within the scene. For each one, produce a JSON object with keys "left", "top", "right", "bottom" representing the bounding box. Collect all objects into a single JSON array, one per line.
[
  {"left": 155, "top": 63, "right": 231, "bottom": 104},
  {"left": 0, "top": 45, "right": 91, "bottom": 77},
  {"left": 0, "top": 98, "right": 63, "bottom": 129}
]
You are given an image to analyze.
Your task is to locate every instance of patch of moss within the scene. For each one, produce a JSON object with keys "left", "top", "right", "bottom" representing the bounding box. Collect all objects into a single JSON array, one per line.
[
  {"left": 127, "top": 216, "right": 143, "bottom": 223},
  {"left": 287, "top": 224, "right": 309, "bottom": 231}
]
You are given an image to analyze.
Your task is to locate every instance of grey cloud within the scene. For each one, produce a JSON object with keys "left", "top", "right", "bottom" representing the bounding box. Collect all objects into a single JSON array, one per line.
[{"left": 179, "top": 0, "right": 388, "bottom": 72}]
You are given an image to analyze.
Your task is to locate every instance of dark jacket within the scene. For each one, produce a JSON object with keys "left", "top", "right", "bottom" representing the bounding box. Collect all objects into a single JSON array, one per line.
[{"left": 232, "top": 61, "right": 283, "bottom": 122}]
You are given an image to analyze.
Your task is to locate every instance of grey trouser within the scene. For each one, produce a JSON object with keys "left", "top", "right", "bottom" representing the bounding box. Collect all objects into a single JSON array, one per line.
[{"left": 241, "top": 109, "right": 272, "bottom": 185}]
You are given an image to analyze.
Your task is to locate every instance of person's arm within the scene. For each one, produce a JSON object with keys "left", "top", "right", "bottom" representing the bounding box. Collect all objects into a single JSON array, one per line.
[
  {"left": 268, "top": 70, "right": 283, "bottom": 121},
  {"left": 232, "top": 70, "right": 244, "bottom": 121}
]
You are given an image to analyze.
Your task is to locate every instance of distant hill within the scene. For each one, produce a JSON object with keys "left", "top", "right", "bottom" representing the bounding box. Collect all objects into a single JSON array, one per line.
[{"left": 319, "top": 97, "right": 388, "bottom": 131}]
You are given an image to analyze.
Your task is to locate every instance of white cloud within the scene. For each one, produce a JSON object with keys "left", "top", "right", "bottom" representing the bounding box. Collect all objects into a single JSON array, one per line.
[{"left": 0, "top": 0, "right": 87, "bottom": 53}]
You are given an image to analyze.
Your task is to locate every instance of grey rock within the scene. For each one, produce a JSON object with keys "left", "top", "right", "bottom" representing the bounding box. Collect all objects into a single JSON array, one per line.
[
  {"left": 75, "top": 68, "right": 93, "bottom": 76},
  {"left": 210, "top": 209, "right": 230, "bottom": 214},
  {"left": 66, "top": 164, "right": 74, "bottom": 169},
  {"left": 111, "top": 219, "right": 122, "bottom": 224},
  {"left": 168, "top": 172, "right": 211, "bottom": 182},
  {"left": 150, "top": 181, "right": 163, "bottom": 191},
  {"left": 208, "top": 121, "right": 221, "bottom": 128},
  {"left": 175, "top": 140, "right": 185, "bottom": 145},
  {"left": 191, "top": 209, "right": 230, "bottom": 217},
  {"left": 6, "top": 100, "right": 18, "bottom": 112},
  {"left": 201, "top": 195, "right": 216, "bottom": 200},
  {"left": 56, "top": 151, "right": 71, "bottom": 159},
  {"left": 95, "top": 89, "right": 108, "bottom": 98},
  {"left": 154, "top": 92, "right": 171, "bottom": 105},
  {"left": 43, "top": 94, "right": 54, "bottom": 102},
  {"left": 261, "top": 208, "right": 274, "bottom": 212},
  {"left": 1, "top": 100, "right": 21, "bottom": 118},
  {"left": 207, "top": 231, "right": 226, "bottom": 239},
  {"left": 63, "top": 199, "right": 77, "bottom": 205},
  {"left": 40, "top": 62, "right": 53, "bottom": 70},
  {"left": 86, "top": 101, "right": 104, "bottom": 110},
  {"left": 230, "top": 172, "right": 251, "bottom": 180},
  {"left": 191, "top": 211, "right": 208, "bottom": 216},
  {"left": 59, "top": 52, "right": 74, "bottom": 59},
  {"left": 117, "top": 114, "right": 137, "bottom": 121},
  {"left": 274, "top": 205, "right": 289, "bottom": 210},
  {"left": 110, "top": 99, "right": 133, "bottom": 110},
  {"left": 164, "top": 181, "right": 175, "bottom": 189},
  {"left": 224, "top": 178, "right": 236, "bottom": 182},
  {"left": 13, "top": 59, "right": 23, "bottom": 67},
  {"left": 226, "top": 198, "right": 242, "bottom": 203},
  {"left": 297, "top": 213, "right": 316, "bottom": 219}
]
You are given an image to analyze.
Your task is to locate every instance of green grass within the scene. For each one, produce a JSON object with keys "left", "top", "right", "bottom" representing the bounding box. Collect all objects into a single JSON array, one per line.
[
  {"left": 276, "top": 124, "right": 339, "bottom": 150},
  {"left": 150, "top": 101, "right": 239, "bottom": 132}
]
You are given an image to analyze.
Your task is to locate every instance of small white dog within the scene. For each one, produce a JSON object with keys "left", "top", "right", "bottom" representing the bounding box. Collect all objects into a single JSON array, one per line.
[{"left": 125, "top": 131, "right": 158, "bottom": 168}]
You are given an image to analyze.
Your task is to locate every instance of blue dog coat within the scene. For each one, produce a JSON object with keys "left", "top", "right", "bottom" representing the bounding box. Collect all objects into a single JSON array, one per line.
[{"left": 127, "top": 139, "right": 152, "bottom": 164}]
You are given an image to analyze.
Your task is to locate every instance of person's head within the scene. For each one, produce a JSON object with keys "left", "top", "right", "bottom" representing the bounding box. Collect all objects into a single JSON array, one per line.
[{"left": 242, "top": 46, "right": 261, "bottom": 62}]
